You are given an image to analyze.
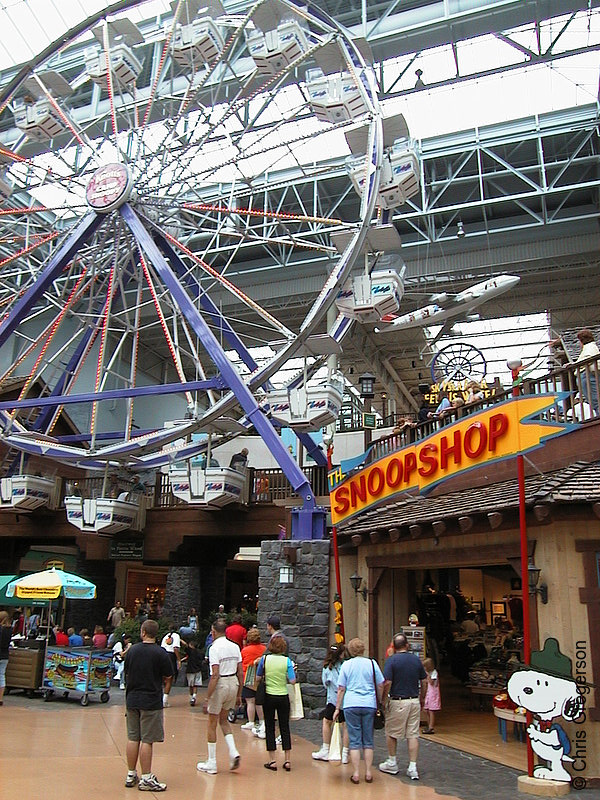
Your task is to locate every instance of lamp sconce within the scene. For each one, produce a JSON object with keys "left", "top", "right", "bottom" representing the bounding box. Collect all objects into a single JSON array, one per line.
[
  {"left": 528, "top": 558, "right": 548, "bottom": 604},
  {"left": 279, "top": 565, "right": 294, "bottom": 584},
  {"left": 358, "top": 372, "right": 375, "bottom": 399},
  {"left": 350, "top": 571, "right": 368, "bottom": 601}
]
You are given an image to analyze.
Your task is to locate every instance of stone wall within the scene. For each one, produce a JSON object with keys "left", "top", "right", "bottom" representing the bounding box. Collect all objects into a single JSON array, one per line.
[
  {"left": 161, "top": 566, "right": 200, "bottom": 629},
  {"left": 257, "top": 539, "right": 330, "bottom": 718}
]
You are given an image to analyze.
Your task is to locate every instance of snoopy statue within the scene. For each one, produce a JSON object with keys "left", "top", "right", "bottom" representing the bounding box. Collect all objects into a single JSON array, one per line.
[{"left": 507, "top": 638, "right": 584, "bottom": 783}]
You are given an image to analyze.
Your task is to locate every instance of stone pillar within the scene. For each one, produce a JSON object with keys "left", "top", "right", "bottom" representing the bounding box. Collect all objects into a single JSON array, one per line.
[
  {"left": 161, "top": 566, "right": 200, "bottom": 628},
  {"left": 258, "top": 539, "right": 330, "bottom": 717}
]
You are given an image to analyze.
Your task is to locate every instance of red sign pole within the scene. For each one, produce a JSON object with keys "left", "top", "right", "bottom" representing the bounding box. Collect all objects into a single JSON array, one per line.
[{"left": 511, "top": 363, "right": 534, "bottom": 777}]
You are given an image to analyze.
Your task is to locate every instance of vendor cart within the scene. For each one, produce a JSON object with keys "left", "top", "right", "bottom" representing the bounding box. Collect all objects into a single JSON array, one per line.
[
  {"left": 42, "top": 646, "right": 112, "bottom": 705},
  {"left": 5, "top": 568, "right": 101, "bottom": 705}
]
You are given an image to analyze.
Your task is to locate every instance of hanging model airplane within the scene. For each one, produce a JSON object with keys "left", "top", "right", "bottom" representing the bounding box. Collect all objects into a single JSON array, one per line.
[{"left": 374, "top": 274, "right": 520, "bottom": 333}]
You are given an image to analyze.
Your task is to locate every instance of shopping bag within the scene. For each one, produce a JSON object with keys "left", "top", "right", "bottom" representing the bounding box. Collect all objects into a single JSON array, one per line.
[
  {"left": 244, "top": 664, "right": 257, "bottom": 689},
  {"left": 288, "top": 682, "right": 304, "bottom": 720},
  {"left": 328, "top": 722, "right": 342, "bottom": 762}
]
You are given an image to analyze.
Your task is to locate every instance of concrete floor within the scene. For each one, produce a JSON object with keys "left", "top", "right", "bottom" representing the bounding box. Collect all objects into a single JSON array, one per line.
[{"left": 1, "top": 684, "right": 599, "bottom": 800}]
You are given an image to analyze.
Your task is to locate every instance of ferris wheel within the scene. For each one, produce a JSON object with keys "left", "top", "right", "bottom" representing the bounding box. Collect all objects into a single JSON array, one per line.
[
  {"left": 430, "top": 342, "right": 487, "bottom": 386},
  {"left": 0, "top": 0, "right": 384, "bottom": 513}
]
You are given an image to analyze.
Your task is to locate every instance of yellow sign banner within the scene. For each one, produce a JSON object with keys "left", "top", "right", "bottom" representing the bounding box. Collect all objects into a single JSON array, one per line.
[{"left": 329, "top": 395, "right": 569, "bottom": 525}]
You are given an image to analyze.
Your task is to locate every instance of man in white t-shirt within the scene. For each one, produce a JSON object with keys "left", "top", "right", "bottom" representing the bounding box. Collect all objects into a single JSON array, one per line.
[
  {"left": 160, "top": 630, "right": 181, "bottom": 707},
  {"left": 197, "top": 618, "right": 243, "bottom": 775}
]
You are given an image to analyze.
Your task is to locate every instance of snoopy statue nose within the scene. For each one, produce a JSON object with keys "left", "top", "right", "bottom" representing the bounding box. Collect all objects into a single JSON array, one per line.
[{"left": 523, "top": 687, "right": 533, "bottom": 695}]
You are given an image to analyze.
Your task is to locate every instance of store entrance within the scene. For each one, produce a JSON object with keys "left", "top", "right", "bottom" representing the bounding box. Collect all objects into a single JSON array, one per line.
[{"left": 384, "top": 564, "right": 527, "bottom": 770}]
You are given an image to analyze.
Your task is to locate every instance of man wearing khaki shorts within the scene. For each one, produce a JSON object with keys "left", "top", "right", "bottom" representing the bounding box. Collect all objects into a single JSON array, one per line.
[
  {"left": 378, "top": 633, "right": 427, "bottom": 780},
  {"left": 124, "top": 619, "right": 173, "bottom": 791},
  {"left": 197, "top": 618, "right": 243, "bottom": 775}
]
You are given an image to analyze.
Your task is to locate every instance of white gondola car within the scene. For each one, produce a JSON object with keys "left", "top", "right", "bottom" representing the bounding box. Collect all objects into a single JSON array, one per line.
[
  {"left": 267, "top": 375, "right": 344, "bottom": 431},
  {"left": 84, "top": 44, "right": 143, "bottom": 88},
  {"left": 64, "top": 494, "right": 139, "bottom": 534},
  {"left": 168, "top": 465, "right": 246, "bottom": 507},
  {"left": 347, "top": 138, "right": 420, "bottom": 209},
  {"left": 13, "top": 98, "right": 67, "bottom": 142},
  {"left": 245, "top": 20, "right": 309, "bottom": 75},
  {"left": 336, "top": 267, "right": 406, "bottom": 323},
  {"left": 306, "top": 68, "right": 368, "bottom": 123},
  {"left": 170, "top": 16, "right": 224, "bottom": 67},
  {"left": 0, "top": 475, "right": 59, "bottom": 512}
]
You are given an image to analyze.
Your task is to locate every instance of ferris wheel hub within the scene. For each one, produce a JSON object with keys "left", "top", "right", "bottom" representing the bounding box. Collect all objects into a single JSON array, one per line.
[{"left": 86, "top": 163, "right": 133, "bottom": 213}]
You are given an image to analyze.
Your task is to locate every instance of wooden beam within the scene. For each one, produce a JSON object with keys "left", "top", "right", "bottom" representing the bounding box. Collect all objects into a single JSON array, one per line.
[
  {"left": 458, "top": 516, "right": 473, "bottom": 532},
  {"left": 370, "top": 531, "right": 382, "bottom": 544},
  {"left": 533, "top": 504, "right": 551, "bottom": 522},
  {"left": 388, "top": 527, "right": 401, "bottom": 542},
  {"left": 351, "top": 534, "right": 363, "bottom": 547},
  {"left": 487, "top": 512, "right": 503, "bottom": 529},
  {"left": 366, "top": 540, "right": 524, "bottom": 569},
  {"left": 409, "top": 524, "right": 422, "bottom": 539},
  {"left": 593, "top": 502, "right": 600, "bottom": 519},
  {"left": 432, "top": 520, "right": 446, "bottom": 536}
]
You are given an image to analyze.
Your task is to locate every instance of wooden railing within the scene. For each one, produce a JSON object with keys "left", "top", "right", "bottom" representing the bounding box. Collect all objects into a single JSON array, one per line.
[{"left": 369, "top": 352, "right": 600, "bottom": 463}]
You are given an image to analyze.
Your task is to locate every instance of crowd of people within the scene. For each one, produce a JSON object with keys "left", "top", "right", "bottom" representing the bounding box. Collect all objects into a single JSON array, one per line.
[{"left": 119, "top": 612, "right": 440, "bottom": 792}]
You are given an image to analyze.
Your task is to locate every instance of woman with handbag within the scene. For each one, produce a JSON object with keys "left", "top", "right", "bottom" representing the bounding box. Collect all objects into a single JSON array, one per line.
[
  {"left": 312, "top": 644, "right": 350, "bottom": 763},
  {"left": 332, "top": 638, "right": 385, "bottom": 784},
  {"left": 256, "top": 636, "right": 296, "bottom": 772},
  {"left": 240, "top": 627, "right": 266, "bottom": 737}
]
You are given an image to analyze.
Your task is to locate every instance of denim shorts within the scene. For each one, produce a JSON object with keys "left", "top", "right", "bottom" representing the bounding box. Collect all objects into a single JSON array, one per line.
[
  {"left": 343, "top": 706, "right": 375, "bottom": 750},
  {"left": 0, "top": 658, "right": 7, "bottom": 689}
]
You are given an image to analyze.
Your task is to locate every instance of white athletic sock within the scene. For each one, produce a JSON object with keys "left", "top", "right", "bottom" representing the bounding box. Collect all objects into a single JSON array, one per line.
[
  {"left": 208, "top": 742, "right": 217, "bottom": 762},
  {"left": 322, "top": 744, "right": 330, "bottom": 753},
  {"left": 224, "top": 732, "right": 238, "bottom": 758},
  {"left": 127, "top": 770, "right": 137, "bottom": 777},
  {"left": 389, "top": 755, "right": 397, "bottom": 764},
  {"left": 408, "top": 761, "right": 417, "bottom": 770},
  {"left": 141, "top": 773, "right": 152, "bottom": 781}
]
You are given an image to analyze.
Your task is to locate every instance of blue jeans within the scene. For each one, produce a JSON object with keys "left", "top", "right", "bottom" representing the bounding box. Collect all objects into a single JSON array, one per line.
[{"left": 344, "top": 707, "right": 375, "bottom": 750}]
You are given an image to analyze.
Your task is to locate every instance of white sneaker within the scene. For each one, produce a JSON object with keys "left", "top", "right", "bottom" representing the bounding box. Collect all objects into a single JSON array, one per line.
[
  {"left": 406, "top": 765, "right": 419, "bottom": 780},
  {"left": 379, "top": 758, "right": 399, "bottom": 775},
  {"left": 341, "top": 747, "right": 349, "bottom": 765},
  {"left": 241, "top": 721, "right": 255, "bottom": 730},
  {"left": 276, "top": 735, "right": 282, "bottom": 746},
  {"left": 162, "top": 696, "right": 169, "bottom": 708},
  {"left": 230, "top": 754, "right": 241, "bottom": 771},
  {"left": 254, "top": 723, "right": 266, "bottom": 739},
  {"left": 138, "top": 774, "right": 166, "bottom": 791},
  {"left": 197, "top": 760, "right": 217, "bottom": 775},
  {"left": 312, "top": 747, "right": 329, "bottom": 761}
]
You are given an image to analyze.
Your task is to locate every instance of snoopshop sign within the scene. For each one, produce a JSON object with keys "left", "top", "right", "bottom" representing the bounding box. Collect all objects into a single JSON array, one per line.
[{"left": 329, "top": 395, "right": 570, "bottom": 525}]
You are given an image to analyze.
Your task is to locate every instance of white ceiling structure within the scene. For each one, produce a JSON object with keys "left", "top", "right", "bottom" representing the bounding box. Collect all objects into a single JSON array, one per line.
[{"left": 0, "top": 0, "right": 597, "bottom": 419}]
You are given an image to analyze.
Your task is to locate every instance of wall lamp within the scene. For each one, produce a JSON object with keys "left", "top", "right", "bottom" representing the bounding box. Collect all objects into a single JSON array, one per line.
[
  {"left": 350, "top": 571, "right": 368, "bottom": 601},
  {"left": 358, "top": 372, "right": 375, "bottom": 399},
  {"left": 528, "top": 558, "right": 548, "bottom": 604}
]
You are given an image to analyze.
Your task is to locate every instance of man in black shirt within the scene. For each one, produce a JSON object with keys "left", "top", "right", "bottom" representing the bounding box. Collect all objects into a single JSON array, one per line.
[
  {"left": 379, "top": 633, "right": 426, "bottom": 780},
  {"left": 124, "top": 619, "right": 173, "bottom": 791}
]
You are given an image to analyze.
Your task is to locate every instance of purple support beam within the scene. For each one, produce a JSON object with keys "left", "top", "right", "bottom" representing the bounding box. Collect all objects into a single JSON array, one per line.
[
  {"left": 0, "top": 212, "right": 103, "bottom": 350},
  {"left": 0, "top": 377, "right": 222, "bottom": 411},
  {"left": 120, "top": 203, "right": 322, "bottom": 536}
]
